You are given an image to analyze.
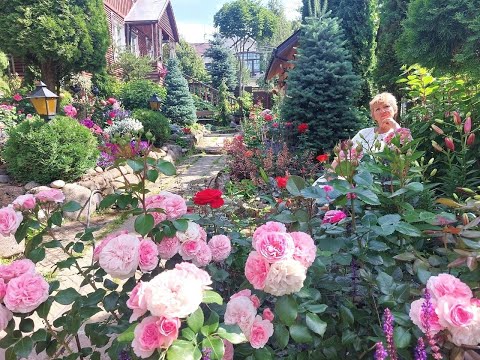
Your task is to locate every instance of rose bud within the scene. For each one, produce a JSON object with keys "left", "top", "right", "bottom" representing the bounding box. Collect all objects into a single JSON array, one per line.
[
  {"left": 453, "top": 111, "right": 462, "bottom": 125},
  {"left": 464, "top": 117, "right": 472, "bottom": 133},
  {"left": 467, "top": 133, "right": 475, "bottom": 147},
  {"left": 444, "top": 137, "right": 455, "bottom": 151},
  {"left": 431, "top": 124, "right": 444, "bottom": 135}
]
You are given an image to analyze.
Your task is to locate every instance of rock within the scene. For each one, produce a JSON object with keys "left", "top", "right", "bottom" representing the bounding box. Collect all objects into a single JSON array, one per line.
[
  {"left": 119, "top": 166, "right": 128, "bottom": 175},
  {"left": 0, "top": 234, "right": 24, "bottom": 258},
  {"left": 24, "top": 181, "right": 41, "bottom": 191},
  {"left": 61, "top": 183, "right": 99, "bottom": 220},
  {"left": 85, "top": 168, "right": 97, "bottom": 176},
  {"left": 0, "top": 175, "right": 10, "bottom": 183},
  {"left": 0, "top": 185, "right": 24, "bottom": 207},
  {"left": 0, "top": 167, "right": 7, "bottom": 175},
  {"left": 50, "top": 180, "right": 65, "bottom": 189},
  {"left": 95, "top": 166, "right": 104, "bottom": 173},
  {"left": 162, "top": 144, "right": 183, "bottom": 162},
  {"left": 28, "top": 186, "right": 53, "bottom": 195}
]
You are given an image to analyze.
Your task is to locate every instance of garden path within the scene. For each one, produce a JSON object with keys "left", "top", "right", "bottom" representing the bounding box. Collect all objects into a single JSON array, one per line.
[{"left": 1, "top": 130, "right": 234, "bottom": 359}]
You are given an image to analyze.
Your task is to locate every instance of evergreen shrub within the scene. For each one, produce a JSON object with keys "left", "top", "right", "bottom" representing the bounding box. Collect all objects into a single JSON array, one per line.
[
  {"left": 3, "top": 116, "right": 99, "bottom": 184},
  {"left": 132, "top": 109, "right": 171, "bottom": 145},
  {"left": 119, "top": 80, "right": 166, "bottom": 110}
]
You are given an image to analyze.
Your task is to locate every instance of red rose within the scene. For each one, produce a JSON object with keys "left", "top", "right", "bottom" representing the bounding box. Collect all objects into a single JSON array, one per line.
[
  {"left": 107, "top": 97, "right": 117, "bottom": 105},
  {"left": 193, "top": 189, "right": 224, "bottom": 209},
  {"left": 264, "top": 114, "right": 274, "bottom": 122},
  {"left": 316, "top": 154, "right": 329, "bottom": 163},
  {"left": 182, "top": 127, "right": 191, "bottom": 134},
  {"left": 275, "top": 176, "right": 288, "bottom": 189},
  {"left": 106, "top": 119, "right": 113, "bottom": 125},
  {"left": 298, "top": 123, "right": 309, "bottom": 133}
]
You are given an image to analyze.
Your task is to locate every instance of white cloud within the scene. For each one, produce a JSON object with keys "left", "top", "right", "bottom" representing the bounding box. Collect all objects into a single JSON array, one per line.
[
  {"left": 177, "top": 22, "right": 216, "bottom": 43},
  {"left": 282, "top": 0, "right": 302, "bottom": 21}
]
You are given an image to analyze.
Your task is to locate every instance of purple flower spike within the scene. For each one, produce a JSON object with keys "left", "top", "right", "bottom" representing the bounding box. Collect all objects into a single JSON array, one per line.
[
  {"left": 375, "top": 342, "right": 388, "bottom": 360},
  {"left": 414, "top": 337, "right": 427, "bottom": 360},
  {"left": 383, "top": 308, "right": 398, "bottom": 360}
]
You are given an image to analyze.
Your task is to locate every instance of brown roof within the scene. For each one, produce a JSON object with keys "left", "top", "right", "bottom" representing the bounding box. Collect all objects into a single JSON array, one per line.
[
  {"left": 265, "top": 30, "right": 300, "bottom": 81},
  {"left": 191, "top": 43, "right": 211, "bottom": 58}
]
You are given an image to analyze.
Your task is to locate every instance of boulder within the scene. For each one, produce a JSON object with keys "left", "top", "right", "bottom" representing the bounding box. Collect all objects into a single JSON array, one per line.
[
  {"left": 0, "top": 234, "right": 24, "bottom": 258},
  {"left": 50, "top": 180, "right": 66, "bottom": 189},
  {"left": 0, "top": 175, "right": 11, "bottom": 183},
  {"left": 162, "top": 144, "right": 183, "bottom": 162},
  {"left": 24, "top": 181, "right": 41, "bottom": 191},
  {"left": 95, "top": 166, "right": 104, "bottom": 173},
  {"left": 61, "top": 183, "right": 101, "bottom": 220}
]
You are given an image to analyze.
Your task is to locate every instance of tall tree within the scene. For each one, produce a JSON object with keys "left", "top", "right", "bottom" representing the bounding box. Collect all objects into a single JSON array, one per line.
[
  {"left": 282, "top": 15, "right": 362, "bottom": 151},
  {"left": 0, "top": 0, "right": 109, "bottom": 92},
  {"left": 176, "top": 39, "right": 210, "bottom": 83},
  {"left": 163, "top": 58, "right": 197, "bottom": 125},
  {"left": 301, "top": 0, "right": 326, "bottom": 19},
  {"left": 396, "top": 0, "right": 479, "bottom": 75},
  {"left": 204, "top": 35, "right": 237, "bottom": 90}
]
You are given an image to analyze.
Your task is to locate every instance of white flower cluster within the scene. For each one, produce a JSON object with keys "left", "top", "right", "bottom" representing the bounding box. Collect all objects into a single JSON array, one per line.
[{"left": 104, "top": 117, "right": 143, "bottom": 137}]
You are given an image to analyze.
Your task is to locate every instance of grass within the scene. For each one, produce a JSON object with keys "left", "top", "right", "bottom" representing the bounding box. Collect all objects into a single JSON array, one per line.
[{"left": 93, "top": 211, "right": 130, "bottom": 241}]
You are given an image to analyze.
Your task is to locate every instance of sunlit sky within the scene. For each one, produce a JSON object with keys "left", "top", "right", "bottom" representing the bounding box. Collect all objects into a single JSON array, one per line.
[{"left": 172, "top": 0, "right": 302, "bottom": 43}]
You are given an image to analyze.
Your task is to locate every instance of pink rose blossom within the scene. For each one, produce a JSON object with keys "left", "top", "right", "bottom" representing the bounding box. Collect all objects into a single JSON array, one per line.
[
  {"left": 290, "top": 232, "right": 317, "bottom": 268},
  {"left": 426, "top": 273, "right": 473, "bottom": 300},
  {"left": 12, "top": 93, "right": 22, "bottom": 102},
  {"left": 245, "top": 251, "right": 270, "bottom": 290},
  {"left": 4, "top": 272, "right": 49, "bottom": 313},
  {"left": 93, "top": 230, "right": 129, "bottom": 261},
  {"left": 139, "top": 239, "right": 159, "bottom": 272},
  {"left": 224, "top": 296, "right": 256, "bottom": 335},
  {"left": 250, "top": 295, "right": 260, "bottom": 309},
  {"left": 157, "top": 236, "right": 180, "bottom": 260},
  {"left": 144, "top": 192, "right": 187, "bottom": 225},
  {"left": 179, "top": 240, "right": 203, "bottom": 260},
  {"left": 174, "top": 262, "right": 212, "bottom": 289},
  {"left": 208, "top": 235, "right": 232, "bottom": 262},
  {"left": 231, "top": 289, "right": 252, "bottom": 299},
  {"left": 132, "top": 316, "right": 163, "bottom": 358},
  {"left": 0, "top": 278, "right": 7, "bottom": 301},
  {"left": 63, "top": 104, "right": 77, "bottom": 118},
  {"left": 12, "top": 194, "right": 36, "bottom": 211},
  {"left": 127, "top": 281, "right": 148, "bottom": 323},
  {"left": 322, "top": 210, "right": 347, "bottom": 224},
  {"left": 263, "top": 308, "right": 274, "bottom": 322},
  {"left": 436, "top": 296, "right": 475, "bottom": 329},
  {"left": 35, "top": 188, "right": 65, "bottom": 203},
  {"left": 252, "top": 221, "right": 287, "bottom": 249},
  {"left": 248, "top": 315, "right": 274, "bottom": 349},
  {"left": 222, "top": 339, "right": 234, "bottom": 360},
  {"left": 158, "top": 316, "right": 180, "bottom": 348},
  {"left": 107, "top": 97, "right": 117, "bottom": 105},
  {"left": 0, "top": 259, "right": 35, "bottom": 282},
  {"left": 0, "top": 304, "right": 13, "bottom": 331},
  {"left": 449, "top": 322, "right": 480, "bottom": 346},
  {"left": 0, "top": 206, "right": 23, "bottom": 237},
  {"left": 176, "top": 221, "right": 206, "bottom": 243},
  {"left": 255, "top": 232, "right": 295, "bottom": 263},
  {"left": 409, "top": 298, "right": 444, "bottom": 334},
  {"left": 98, "top": 234, "right": 140, "bottom": 279},
  {"left": 263, "top": 259, "right": 307, "bottom": 296},
  {"left": 192, "top": 241, "right": 212, "bottom": 267}
]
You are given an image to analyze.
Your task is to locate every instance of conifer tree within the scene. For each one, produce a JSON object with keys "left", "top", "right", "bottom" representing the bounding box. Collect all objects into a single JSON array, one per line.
[
  {"left": 163, "top": 58, "right": 197, "bottom": 125},
  {"left": 204, "top": 35, "right": 237, "bottom": 90},
  {"left": 282, "top": 15, "right": 361, "bottom": 151}
]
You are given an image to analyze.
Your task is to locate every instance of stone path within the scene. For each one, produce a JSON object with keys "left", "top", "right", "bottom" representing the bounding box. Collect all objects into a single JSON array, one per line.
[{"left": 0, "top": 131, "right": 233, "bottom": 359}]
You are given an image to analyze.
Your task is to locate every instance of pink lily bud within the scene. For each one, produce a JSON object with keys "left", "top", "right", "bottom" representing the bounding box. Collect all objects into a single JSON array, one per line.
[
  {"left": 464, "top": 117, "right": 472, "bottom": 133},
  {"left": 431, "top": 140, "right": 443, "bottom": 152},
  {"left": 431, "top": 124, "right": 444, "bottom": 135},
  {"left": 453, "top": 111, "right": 462, "bottom": 125},
  {"left": 444, "top": 137, "right": 455, "bottom": 151},
  {"left": 467, "top": 133, "right": 475, "bottom": 147}
]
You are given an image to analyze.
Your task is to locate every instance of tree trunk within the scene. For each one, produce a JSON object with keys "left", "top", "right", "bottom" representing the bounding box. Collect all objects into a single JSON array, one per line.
[{"left": 40, "top": 60, "right": 58, "bottom": 94}]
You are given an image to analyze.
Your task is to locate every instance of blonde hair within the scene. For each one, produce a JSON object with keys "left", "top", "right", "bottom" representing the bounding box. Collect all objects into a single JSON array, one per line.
[{"left": 369, "top": 92, "right": 398, "bottom": 119}]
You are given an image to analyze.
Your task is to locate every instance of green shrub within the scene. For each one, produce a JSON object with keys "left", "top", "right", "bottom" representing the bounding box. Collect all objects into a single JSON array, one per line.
[
  {"left": 59, "top": 91, "right": 73, "bottom": 109},
  {"left": 132, "top": 109, "right": 171, "bottom": 145},
  {"left": 119, "top": 80, "right": 166, "bottom": 110},
  {"left": 92, "top": 70, "right": 122, "bottom": 98},
  {"left": 3, "top": 116, "right": 99, "bottom": 184}
]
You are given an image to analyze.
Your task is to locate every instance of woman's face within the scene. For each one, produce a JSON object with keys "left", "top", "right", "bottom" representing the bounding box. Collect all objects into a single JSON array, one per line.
[{"left": 372, "top": 101, "right": 395, "bottom": 125}]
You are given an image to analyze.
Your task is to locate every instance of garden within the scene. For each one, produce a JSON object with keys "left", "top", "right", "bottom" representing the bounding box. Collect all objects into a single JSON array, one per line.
[{"left": 0, "top": 0, "right": 480, "bottom": 359}]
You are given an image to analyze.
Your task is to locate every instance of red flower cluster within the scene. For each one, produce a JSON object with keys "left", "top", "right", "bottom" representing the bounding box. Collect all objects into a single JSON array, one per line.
[
  {"left": 316, "top": 154, "right": 329, "bottom": 163},
  {"left": 264, "top": 113, "right": 274, "bottom": 122},
  {"left": 193, "top": 189, "right": 224, "bottom": 208},
  {"left": 182, "top": 127, "right": 191, "bottom": 134},
  {"left": 275, "top": 176, "right": 288, "bottom": 189},
  {"left": 298, "top": 123, "right": 309, "bottom": 133}
]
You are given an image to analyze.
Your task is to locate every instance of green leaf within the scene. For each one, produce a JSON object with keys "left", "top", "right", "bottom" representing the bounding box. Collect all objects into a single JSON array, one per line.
[
  {"left": 393, "top": 327, "right": 411, "bottom": 348},
  {"left": 36, "top": 298, "right": 53, "bottom": 318},
  {"left": 340, "top": 305, "right": 354, "bottom": 325},
  {"left": 172, "top": 219, "right": 188, "bottom": 232},
  {"left": 181, "top": 328, "right": 196, "bottom": 341},
  {"left": 275, "top": 296, "right": 298, "bottom": 326},
  {"left": 167, "top": 340, "right": 197, "bottom": 360},
  {"left": 202, "top": 291, "right": 223, "bottom": 305},
  {"left": 134, "top": 214, "right": 155, "bottom": 237},
  {"left": 273, "top": 212, "right": 297, "bottom": 224},
  {"left": 202, "top": 336, "right": 225, "bottom": 360},
  {"left": 63, "top": 201, "right": 82, "bottom": 212},
  {"left": 305, "top": 304, "right": 328, "bottom": 313},
  {"left": 146, "top": 169, "right": 159, "bottom": 183},
  {"left": 368, "top": 240, "right": 390, "bottom": 252},
  {"left": 54, "top": 288, "right": 81, "bottom": 305},
  {"left": 377, "top": 272, "right": 394, "bottom": 295},
  {"left": 306, "top": 313, "right": 327, "bottom": 337},
  {"left": 117, "top": 323, "right": 137, "bottom": 343},
  {"left": 72, "top": 242, "right": 84, "bottom": 254},
  {"left": 393, "top": 252, "right": 416, "bottom": 261},
  {"left": 405, "top": 182, "right": 424, "bottom": 192},
  {"left": 27, "top": 247, "right": 45, "bottom": 263},
  {"left": 127, "top": 159, "right": 144, "bottom": 173},
  {"left": 99, "top": 194, "right": 119, "bottom": 209},
  {"left": 253, "top": 347, "right": 273, "bottom": 360},
  {"left": 378, "top": 214, "right": 401, "bottom": 227},
  {"left": 396, "top": 222, "right": 422, "bottom": 237},
  {"left": 217, "top": 325, "right": 247, "bottom": 344},
  {"left": 19, "top": 318, "right": 34, "bottom": 333},
  {"left": 286, "top": 175, "right": 306, "bottom": 196},
  {"left": 103, "top": 292, "right": 119, "bottom": 312},
  {"left": 201, "top": 312, "right": 219, "bottom": 336},
  {"left": 187, "top": 307, "right": 204, "bottom": 333},
  {"left": 289, "top": 324, "right": 313, "bottom": 343},
  {"left": 354, "top": 188, "right": 380, "bottom": 205},
  {"left": 31, "top": 329, "right": 47, "bottom": 342},
  {"left": 157, "top": 160, "right": 176, "bottom": 176},
  {"left": 49, "top": 211, "right": 63, "bottom": 226},
  {"left": 353, "top": 171, "right": 373, "bottom": 186},
  {"left": 273, "top": 324, "right": 289, "bottom": 349},
  {"left": 13, "top": 337, "right": 33, "bottom": 359}
]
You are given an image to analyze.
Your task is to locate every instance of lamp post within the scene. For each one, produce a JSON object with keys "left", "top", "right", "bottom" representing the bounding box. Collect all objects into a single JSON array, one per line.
[
  {"left": 27, "top": 81, "right": 58, "bottom": 121},
  {"left": 148, "top": 93, "right": 162, "bottom": 111}
]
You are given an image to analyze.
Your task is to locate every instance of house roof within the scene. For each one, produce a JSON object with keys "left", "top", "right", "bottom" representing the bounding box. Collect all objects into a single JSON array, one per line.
[
  {"left": 264, "top": 30, "right": 300, "bottom": 82},
  {"left": 191, "top": 43, "right": 210, "bottom": 57}
]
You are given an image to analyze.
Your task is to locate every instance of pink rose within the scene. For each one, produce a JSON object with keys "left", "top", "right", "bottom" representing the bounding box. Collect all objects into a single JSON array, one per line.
[
  {"left": 245, "top": 251, "right": 270, "bottom": 290},
  {"left": 132, "top": 316, "right": 163, "bottom": 358},
  {"left": 93, "top": 230, "right": 129, "bottom": 261},
  {"left": 127, "top": 281, "right": 148, "bottom": 323},
  {"left": 158, "top": 316, "right": 180, "bottom": 348},
  {"left": 0, "top": 259, "right": 35, "bottom": 282},
  {"left": 252, "top": 221, "right": 287, "bottom": 249},
  {"left": 176, "top": 221, "right": 206, "bottom": 243},
  {"left": 255, "top": 232, "right": 295, "bottom": 263},
  {"left": 157, "top": 236, "right": 180, "bottom": 260},
  {"left": 107, "top": 97, "right": 117, "bottom": 105},
  {"left": 263, "top": 308, "right": 274, "bottom": 322},
  {"left": 98, "top": 234, "right": 140, "bottom": 279},
  {"left": 231, "top": 289, "right": 252, "bottom": 299},
  {"left": 35, "top": 188, "right": 65, "bottom": 203},
  {"left": 4, "top": 272, "right": 49, "bottom": 313},
  {"left": 250, "top": 295, "right": 260, "bottom": 309},
  {"left": 208, "top": 235, "right": 232, "bottom": 262},
  {"left": 0, "top": 278, "right": 6, "bottom": 301},
  {"left": 179, "top": 240, "right": 203, "bottom": 260},
  {"left": 322, "top": 210, "right": 347, "bottom": 224},
  {"left": 174, "top": 262, "right": 212, "bottom": 289},
  {"left": 193, "top": 241, "right": 212, "bottom": 267},
  {"left": 0, "top": 304, "right": 13, "bottom": 331},
  {"left": 426, "top": 273, "right": 473, "bottom": 300},
  {"left": 139, "top": 239, "right": 159, "bottom": 272},
  {"left": 222, "top": 339, "right": 234, "bottom": 360},
  {"left": 144, "top": 194, "right": 168, "bottom": 224},
  {"left": 0, "top": 206, "right": 23, "bottom": 237},
  {"left": 63, "top": 104, "right": 77, "bottom": 118},
  {"left": 409, "top": 298, "right": 443, "bottom": 334},
  {"left": 436, "top": 296, "right": 475, "bottom": 329},
  {"left": 248, "top": 315, "right": 274, "bottom": 349},
  {"left": 144, "top": 192, "right": 187, "bottom": 225},
  {"left": 12, "top": 194, "right": 36, "bottom": 211},
  {"left": 263, "top": 259, "right": 307, "bottom": 296},
  {"left": 12, "top": 93, "right": 22, "bottom": 102},
  {"left": 290, "top": 232, "right": 317, "bottom": 268},
  {"left": 224, "top": 296, "right": 256, "bottom": 335}
]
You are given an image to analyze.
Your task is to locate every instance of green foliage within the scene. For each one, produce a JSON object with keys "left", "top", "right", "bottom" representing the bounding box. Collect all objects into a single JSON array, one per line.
[
  {"left": 132, "top": 109, "right": 171, "bottom": 146},
  {"left": 301, "top": 0, "right": 327, "bottom": 19},
  {"left": 215, "top": 79, "right": 233, "bottom": 125},
  {"left": 114, "top": 51, "right": 154, "bottom": 82},
  {"left": 281, "top": 15, "right": 362, "bottom": 151},
  {"left": 176, "top": 39, "right": 210, "bottom": 83},
  {"left": 58, "top": 91, "right": 73, "bottom": 110},
  {"left": 3, "top": 116, "right": 99, "bottom": 183},
  {"left": 192, "top": 94, "right": 216, "bottom": 112},
  {"left": 0, "top": 51, "right": 8, "bottom": 73},
  {"left": 163, "top": 58, "right": 197, "bottom": 125},
  {"left": 119, "top": 79, "right": 166, "bottom": 110},
  {"left": 204, "top": 36, "right": 238, "bottom": 90},
  {"left": 91, "top": 70, "right": 122, "bottom": 98},
  {"left": 0, "top": 0, "right": 109, "bottom": 90},
  {"left": 396, "top": 0, "right": 479, "bottom": 75}
]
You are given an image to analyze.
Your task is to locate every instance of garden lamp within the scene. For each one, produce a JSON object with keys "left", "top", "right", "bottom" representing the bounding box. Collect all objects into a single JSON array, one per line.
[
  {"left": 149, "top": 93, "right": 162, "bottom": 111},
  {"left": 27, "top": 81, "right": 58, "bottom": 120},
  {"left": 71, "top": 84, "right": 81, "bottom": 94},
  {"left": 92, "top": 86, "right": 100, "bottom": 97}
]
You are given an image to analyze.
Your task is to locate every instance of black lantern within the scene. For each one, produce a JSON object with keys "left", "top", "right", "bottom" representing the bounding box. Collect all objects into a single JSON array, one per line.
[
  {"left": 71, "top": 84, "right": 81, "bottom": 94},
  {"left": 27, "top": 81, "right": 59, "bottom": 120},
  {"left": 92, "top": 85, "right": 100, "bottom": 97},
  {"left": 149, "top": 93, "right": 162, "bottom": 111}
]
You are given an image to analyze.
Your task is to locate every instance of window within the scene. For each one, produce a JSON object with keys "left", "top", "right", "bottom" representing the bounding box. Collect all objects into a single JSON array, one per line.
[
  {"left": 238, "top": 52, "right": 261, "bottom": 76},
  {"left": 111, "top": 17, "right": 125, "bottom": 59},
  {"left": 131, "top": 32, "right": 139, "bottom": 56}
]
